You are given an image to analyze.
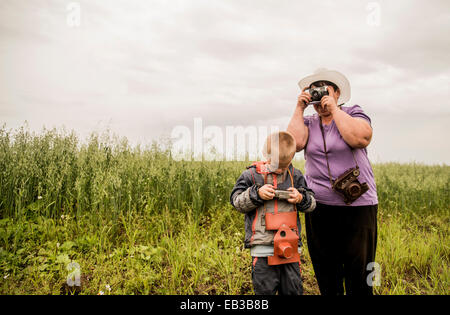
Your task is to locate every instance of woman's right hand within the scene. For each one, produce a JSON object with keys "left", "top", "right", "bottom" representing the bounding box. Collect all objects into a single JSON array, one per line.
[{"left": 297, "top": 87, "right": 312, "bottom": 111}]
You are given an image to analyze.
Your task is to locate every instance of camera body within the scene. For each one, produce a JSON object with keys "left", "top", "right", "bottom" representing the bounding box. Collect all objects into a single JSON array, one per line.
[
  {"left": 308, "top": 86, "right": 329, "bottom": 103},
  {"left": 332, "top": 167, "right": 369, "bottom": 205},
  {"left": 274, "top": 189, "right": 291, "bottom": 200}
]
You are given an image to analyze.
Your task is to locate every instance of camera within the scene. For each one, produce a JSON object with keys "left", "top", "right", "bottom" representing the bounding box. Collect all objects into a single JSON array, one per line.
[
  {"left": 274, "top": 189, "right": 291, "bottom": 200},
  {"left": 307, "top": 86, "right": 329, "bottom": 104},
  {"left": 332, "top": 167, "right": 369, "bottom": 204}
]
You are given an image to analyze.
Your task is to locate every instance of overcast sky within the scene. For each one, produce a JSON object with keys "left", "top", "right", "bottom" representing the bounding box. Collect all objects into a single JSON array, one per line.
[{"left": 1, "top": 0, "right": 449, "bottom": 164}]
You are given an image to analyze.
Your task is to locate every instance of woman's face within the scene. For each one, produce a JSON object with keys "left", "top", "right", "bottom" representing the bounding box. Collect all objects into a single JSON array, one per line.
[
  {"left": 313, "top": 102, "right": 332, "bottom": 117},
  {"left": 310, "top": 81, "right": 340, "bottom": 117}
]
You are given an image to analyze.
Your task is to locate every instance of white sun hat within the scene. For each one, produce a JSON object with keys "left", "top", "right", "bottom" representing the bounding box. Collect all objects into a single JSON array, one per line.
[{"left": 298, "top": 68, "right": 351, "bottom": 105}]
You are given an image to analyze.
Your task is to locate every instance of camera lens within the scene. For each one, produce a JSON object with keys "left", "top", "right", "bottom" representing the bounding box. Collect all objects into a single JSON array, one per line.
[
  {"left": 311, "top": 91, "right": 319, "bottom": 101},
  {"left": 348, "top": 183, "right": 361, "bottom": 197}
]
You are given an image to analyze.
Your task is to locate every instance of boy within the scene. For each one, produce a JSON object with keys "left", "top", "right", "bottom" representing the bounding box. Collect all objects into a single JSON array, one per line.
[{"left": 230, "top": 131, "right": 316, "bottom": 295}]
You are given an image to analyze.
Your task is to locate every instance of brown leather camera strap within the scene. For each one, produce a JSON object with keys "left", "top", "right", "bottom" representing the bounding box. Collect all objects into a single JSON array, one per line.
[{"left": 319, "top": 117, "right": 358, "bottom": 188}]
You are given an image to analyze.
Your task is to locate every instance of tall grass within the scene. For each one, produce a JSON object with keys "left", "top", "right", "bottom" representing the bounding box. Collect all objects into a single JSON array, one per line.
[
  {"left": 0, "top": 126, "right": 448, "bottom": 294},
  {"left": 0, "top": 126, "right": 243, "bottom": 220}
]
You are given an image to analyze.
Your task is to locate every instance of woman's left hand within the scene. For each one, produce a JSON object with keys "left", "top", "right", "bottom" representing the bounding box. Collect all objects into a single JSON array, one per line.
[
  {"left": 320, "top": 86, "right": 339, "bottom": 113},
  {"left": 287, "top": 187, "right": 303, "bottom": 204}
]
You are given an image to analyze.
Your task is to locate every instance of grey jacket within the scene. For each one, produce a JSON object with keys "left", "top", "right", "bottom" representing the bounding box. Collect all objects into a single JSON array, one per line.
[{"left": 230, "top": 163, "right": 316, "bottom": 248}]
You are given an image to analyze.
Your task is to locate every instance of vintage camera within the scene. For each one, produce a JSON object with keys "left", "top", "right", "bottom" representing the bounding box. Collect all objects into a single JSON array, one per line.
[
  {"left": 332, "top": 167, "right": 369, "bottom": 204},
  {"left": 274, "top": 189, "right": 291, "bottom": 200},
  {"left": 308, "top": 86, "right": 329, "bottom": 103}
]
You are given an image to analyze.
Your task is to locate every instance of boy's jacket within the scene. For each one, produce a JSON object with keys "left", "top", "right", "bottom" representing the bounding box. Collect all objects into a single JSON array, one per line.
[{"left": 230, "top": 163, "right": 316, "bottom": 248}]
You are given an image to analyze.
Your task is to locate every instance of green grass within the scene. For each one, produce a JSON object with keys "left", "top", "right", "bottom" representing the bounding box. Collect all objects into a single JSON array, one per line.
[{"left": 0, "top": 126, "right": 449, "bottom": 294}]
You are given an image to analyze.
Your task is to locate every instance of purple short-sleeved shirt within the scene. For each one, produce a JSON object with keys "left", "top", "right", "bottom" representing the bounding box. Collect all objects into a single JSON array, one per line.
[{"left": 303, "top": 105, "right": 378, "bottom": 206}]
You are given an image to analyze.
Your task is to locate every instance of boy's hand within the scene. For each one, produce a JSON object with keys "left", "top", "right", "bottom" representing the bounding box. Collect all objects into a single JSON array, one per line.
[
  {"left": 258, "top": 184, "right": 275, "bottom": 200},
  {"left": 287, "top": 187, "right": 303, "bottom": 204}
]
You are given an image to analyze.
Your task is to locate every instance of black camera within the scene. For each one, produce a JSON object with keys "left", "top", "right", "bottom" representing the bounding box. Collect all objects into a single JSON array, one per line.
[
  {"left": 332, "top": 167, "right": 369, "bottom": 205},
  {"left": 307, "top": 86, "right": 329, "bottom": 103}
]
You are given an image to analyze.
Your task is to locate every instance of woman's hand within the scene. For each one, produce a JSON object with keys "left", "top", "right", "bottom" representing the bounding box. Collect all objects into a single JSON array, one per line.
[
  {"left": 287, "top": 187, "right": 303, "bottom": 204},
  {"left": 258, "top": 184, "right": 275, "bottom": 200},
  {"left": 297, "top": 87, "right": 312, "bottom": 111},
  {"left": 320, "top": 86, "right": 339, "bottom": 113}
]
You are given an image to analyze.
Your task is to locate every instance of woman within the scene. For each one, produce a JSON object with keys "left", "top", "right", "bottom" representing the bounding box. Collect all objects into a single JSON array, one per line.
[{"left": 287, "top": 68, "right": 378, "bottom": 295}]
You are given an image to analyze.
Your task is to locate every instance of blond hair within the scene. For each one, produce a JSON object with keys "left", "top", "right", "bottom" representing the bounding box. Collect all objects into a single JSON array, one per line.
[{"left": 263, "top": 131, "right": 297, "bottom": 168}]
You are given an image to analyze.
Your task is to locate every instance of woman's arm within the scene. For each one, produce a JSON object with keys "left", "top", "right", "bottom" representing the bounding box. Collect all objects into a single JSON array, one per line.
[
  {"left": 322, "top": 86, "right": 373, "bottom": 149},
  {"left": 287, "top": 107, "right": 309, "bottom": 152},
  {"left": 331, "top": 109, "right": 373, "bottom": 149},
  {"left": 287, "top": 90, "right": 311, "bottom": 152}
]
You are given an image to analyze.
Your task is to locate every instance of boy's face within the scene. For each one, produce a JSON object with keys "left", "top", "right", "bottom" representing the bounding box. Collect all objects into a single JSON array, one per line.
[{"left": 268, "top": 158, "right": 291, "bottom": 174}]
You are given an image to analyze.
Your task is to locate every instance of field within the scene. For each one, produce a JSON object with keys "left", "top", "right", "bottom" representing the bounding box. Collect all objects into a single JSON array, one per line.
[{"left": 0, "top": 126, "right": 449, "bottom": 295}]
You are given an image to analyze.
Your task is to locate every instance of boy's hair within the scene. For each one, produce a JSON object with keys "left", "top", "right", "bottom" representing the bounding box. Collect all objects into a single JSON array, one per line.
[{"left": 263, "top": 131, "right": 297, "bottom": 168}]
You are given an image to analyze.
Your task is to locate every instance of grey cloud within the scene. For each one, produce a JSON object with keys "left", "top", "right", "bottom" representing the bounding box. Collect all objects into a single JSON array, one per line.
[
  {"left": 0, "top": 0, "right": 449, "bottom": 164},
  {"left": 354, "top": 0, "right": 450, "bottom": 77}
]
